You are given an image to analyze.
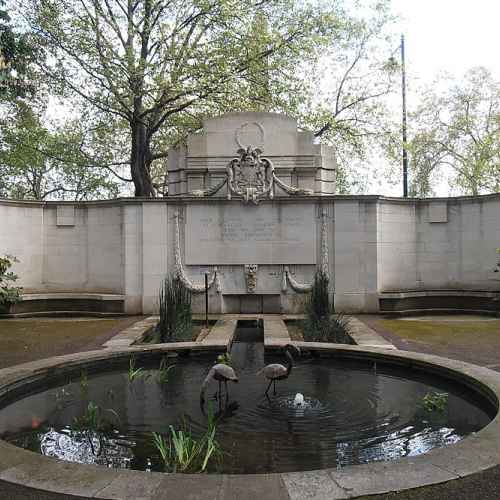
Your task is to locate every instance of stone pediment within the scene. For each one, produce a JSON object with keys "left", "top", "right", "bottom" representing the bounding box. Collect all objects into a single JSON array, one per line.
[{"left": 188, "top": 112, "right": 310, "bottom": 158}]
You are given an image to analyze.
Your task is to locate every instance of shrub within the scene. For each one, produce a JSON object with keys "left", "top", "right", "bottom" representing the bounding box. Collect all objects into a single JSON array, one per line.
[
  {"left": 0, "top": 255, "right": 22, "bottom": 309},
  {"left": 158, "top": 274, "right": 192, "bottom": 342}
]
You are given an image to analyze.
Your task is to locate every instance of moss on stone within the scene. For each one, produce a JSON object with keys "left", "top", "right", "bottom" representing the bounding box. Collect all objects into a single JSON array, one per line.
[
  {"left": 376, "top": 319, "right": 500, "bottom": 346},
  {"left": 0, "top": 317, "right": 138, "bottom": 368}
]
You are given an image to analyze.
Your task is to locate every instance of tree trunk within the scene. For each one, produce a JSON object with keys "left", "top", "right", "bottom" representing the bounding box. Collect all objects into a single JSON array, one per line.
[{"left": 130, "top": 120, "right": 155, "bottom": 197}]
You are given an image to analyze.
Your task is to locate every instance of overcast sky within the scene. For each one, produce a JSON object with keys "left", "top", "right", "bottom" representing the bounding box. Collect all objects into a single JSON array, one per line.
[{"left": 392, "top": 0, "right": 500, "bottom": 87}]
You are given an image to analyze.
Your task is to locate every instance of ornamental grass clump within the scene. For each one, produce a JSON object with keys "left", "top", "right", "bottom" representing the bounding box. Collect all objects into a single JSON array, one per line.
[
  {"left": 158, "top": 274, "right": 192, "bottom": 342},
  {"left": 303, "top": 270, "right": 353, "bottom": 344}
]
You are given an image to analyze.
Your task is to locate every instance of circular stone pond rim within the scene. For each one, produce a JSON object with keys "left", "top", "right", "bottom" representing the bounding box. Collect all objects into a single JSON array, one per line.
[{"left": 1, "top": 342, "right": 500, "bottom": 500}]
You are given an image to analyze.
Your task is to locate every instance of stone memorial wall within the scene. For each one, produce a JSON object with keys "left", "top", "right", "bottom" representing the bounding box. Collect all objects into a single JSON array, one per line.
[
  {"left": 0, "top": 112, "right": 499, "bottom": 315},
  {"left": 185, "top": 203, "right": 316, "bottom": 265}
]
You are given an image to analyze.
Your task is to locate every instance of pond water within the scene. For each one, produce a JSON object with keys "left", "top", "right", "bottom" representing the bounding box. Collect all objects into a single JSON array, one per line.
[{"left": 0, "top": 323, "right": 494, "bottom": 474}]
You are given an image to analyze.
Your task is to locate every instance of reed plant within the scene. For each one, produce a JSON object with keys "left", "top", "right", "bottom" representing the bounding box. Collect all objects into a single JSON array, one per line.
[
  {"left": 152, "top": 405, "right": 221, "bottom": 473},
  {"left": 158, "top": 275, "right": 192, "bottom": 342},
  {"left": 71, "top": 402, "right": 120, "bottom": 456},
  {"left": 303, "top": 270, "right": 353, "bottom": 344},
  {"left": 157, "top": 357, "right": 176, "bottom": 384},
  {"left": 128, "top": 356, "right": 150, "bottom": 381}
]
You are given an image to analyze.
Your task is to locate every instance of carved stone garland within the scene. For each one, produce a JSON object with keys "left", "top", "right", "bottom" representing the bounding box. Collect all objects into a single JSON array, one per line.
[
  {"left": 174, "top": 211, "right": 221, "bottom": 293},
  {"left": 281, "top": 210, "right": 329, "bottom": 293},
  {"left": 189, "top": 178, "right": 227, "bottom": 197}
]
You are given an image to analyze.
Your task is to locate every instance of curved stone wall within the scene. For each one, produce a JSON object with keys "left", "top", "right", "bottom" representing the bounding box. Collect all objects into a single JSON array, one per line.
[{"left": 0, "top": 194, "right": 499, "bottom": 315}]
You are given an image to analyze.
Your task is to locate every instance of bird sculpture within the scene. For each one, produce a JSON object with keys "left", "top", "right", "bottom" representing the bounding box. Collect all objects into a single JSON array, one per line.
[
  {"left": 200, "top": 363, "right": 239, "bottom": 404},
  {"left": 259, "top": 344, "right": 300, "bottom": 396}
]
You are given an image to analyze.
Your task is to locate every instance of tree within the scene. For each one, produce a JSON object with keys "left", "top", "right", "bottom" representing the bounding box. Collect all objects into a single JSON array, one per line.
[
  {"left": 19, "top": 0, "right": 334, "bottom": 196},
  {"left": 19, "top": 0, "right": 398, "bottom": 196},
  {"left": 407, "top": 67, "right": 500, "bottom": 196},
  {"left": 0, "top": 0, "right": 37, "bottom": 98},
  {"left": 0, "top": 100, "right": 122, "bottom": 200},
  {"left": 300, "top": 1, "right": 399, "bottom": 192}
]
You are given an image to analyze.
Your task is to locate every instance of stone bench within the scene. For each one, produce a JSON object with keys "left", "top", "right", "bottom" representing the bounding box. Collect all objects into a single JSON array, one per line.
[
  {"left": 379, "top": 290, "right": 500, "bottom": 316},
  {"left": 3, "top": 292, "right": 126, "bottom": 316}
]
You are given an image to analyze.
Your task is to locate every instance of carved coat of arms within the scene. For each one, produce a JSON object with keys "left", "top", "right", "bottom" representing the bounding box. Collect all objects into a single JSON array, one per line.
[{"left": 227, "top": 147, "right": 274, "bottom": 204}]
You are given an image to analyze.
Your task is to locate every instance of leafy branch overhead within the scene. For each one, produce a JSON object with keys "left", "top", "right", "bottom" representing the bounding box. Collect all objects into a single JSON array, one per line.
[
  {"left": 17, "top": 0, "right": 398, "bottom": 196},
  {"left": 387, "top": 67, "right": 500, "bottom": 197}
]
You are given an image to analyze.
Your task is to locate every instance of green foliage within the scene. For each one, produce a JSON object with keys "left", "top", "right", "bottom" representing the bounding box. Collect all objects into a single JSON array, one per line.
[
  {"left": 158, "top": 275, "right": 192, "bottom": 342},
  {"left": 71, "top": 401, "right": 120, "bottom": 456},
  {"left": 306, "top": 270, "right": 331, "bottom": 322},
  {"left": 303, "top": 270, "right": 352, "bottom": 343},
  {"left": 400, "top": 67, "right": 500, "bottom": 197},
  {"left": 79, "top": 370, "right": 89, "bottom": 393},
  {"left": 421, "top": 392, "right": 448, "bottom": 413},
  {"left": 19, "top": 0, "right": 398, "bottom": 196},
  {"left": 216, "top": 352, "right": 232, "bottom": 366},
  {"left": 0, "top": 101, "right": 121, "bottom": 200},
  {"left": 152, "top": 406, "right": 221, "bottom": 473},
  {"left": 0, "top": 254, "right": 22, "bottom": 307},
  {"left": 304, "top": 314, "right": 353, "bottom": 344},
  {"left": 128, "top": 356, "right": 150, "bottom": 382},
  {"left": 157, "top": 357, "right": 176, "bottom": 384},
  {"left": 0, "top": 0, "right": 38, "bottom": 99}
]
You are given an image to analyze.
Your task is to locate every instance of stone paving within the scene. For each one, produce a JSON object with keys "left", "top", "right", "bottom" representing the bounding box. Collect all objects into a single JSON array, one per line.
[
  {"left": 349, "top": 316, "right": 396, "bottom": 349},
  {"left": 102, "top": 316, "right": 158, "bottom": 348},
  {"left": 201, "top": 317, "right": 237, "bottom": 349},
  {"left": 263, "top": 318, "right": 291, "bottom": 344}
]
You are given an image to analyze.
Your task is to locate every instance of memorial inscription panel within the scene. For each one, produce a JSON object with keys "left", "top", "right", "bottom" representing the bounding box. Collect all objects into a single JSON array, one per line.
[{"left": 186, "top": 203, "right": 316, "bottom": 264}]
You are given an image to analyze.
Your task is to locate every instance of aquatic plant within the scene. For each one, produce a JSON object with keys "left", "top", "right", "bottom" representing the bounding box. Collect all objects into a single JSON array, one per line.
[
  {"left": 157, "top": 357, "right": 176, "bottom": 384},
  {"left": 216, "top": 352, "right": 232, "bottom": 366},
  {"left": 421, "top": 392, "right": 448, "bottom": 412},
  {"left": 152, "top": 406, "right": 221, "bottom": 473},
  {"left": 128, "top": 356, "right": 150, "bottom": 382},
  {"left": 54, "top": 387, "right": 73, "bottom": 411},
  {"left": 303, "top": 270, "right": 352, "bottom": 344},
  {"left": 71, "top": 402, "right": 120, "bottom": 456},
  {"left": 307, "top": 269, "right": 330, "bottom": 320},
  {"left": 0, "top": 254, "right": 22, "bottom": 310},
  {"left": 79, "top": 371, "right": 89, "bottom": 393},
  {"left": 158, "top": 274, "right": 192, "bottom": 342}
]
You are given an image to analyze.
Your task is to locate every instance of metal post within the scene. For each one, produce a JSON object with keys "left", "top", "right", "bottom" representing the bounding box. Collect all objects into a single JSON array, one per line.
[
  {"left": 401, "top": 34, "right": 408, "bottom": 197},
  {"left": 204, "top": 273, "right": 209, "bottom": 330}
]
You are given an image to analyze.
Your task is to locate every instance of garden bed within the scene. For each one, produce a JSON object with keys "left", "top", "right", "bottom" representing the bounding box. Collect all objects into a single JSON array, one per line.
[{"left": 139, "top": 319, "right": 217, "bottom": 344}]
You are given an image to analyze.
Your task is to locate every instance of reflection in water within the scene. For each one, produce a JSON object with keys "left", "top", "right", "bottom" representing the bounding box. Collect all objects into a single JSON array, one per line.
[
  {"left": 0, "top": 330, "right": 494, "bottom": 474},
  {"left": 40, "top": 428, "right": 134, "bottom": 468}
]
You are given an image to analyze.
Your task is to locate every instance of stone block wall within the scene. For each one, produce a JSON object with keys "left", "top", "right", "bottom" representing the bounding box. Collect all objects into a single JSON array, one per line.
[
  {"left": 1, "top": 194, "right": 499, "bottom": 315},
  {"left": 377, "top": 196, "right": 500, "bottom": 293}
]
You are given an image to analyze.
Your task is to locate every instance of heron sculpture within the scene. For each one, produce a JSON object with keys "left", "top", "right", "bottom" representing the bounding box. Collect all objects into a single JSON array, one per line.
[
  {"left": 259, "top": 344, "right": 300, "bottom": 395},
  {"left": 200, "top": 363, "right": 239, "bottom": 404}
]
